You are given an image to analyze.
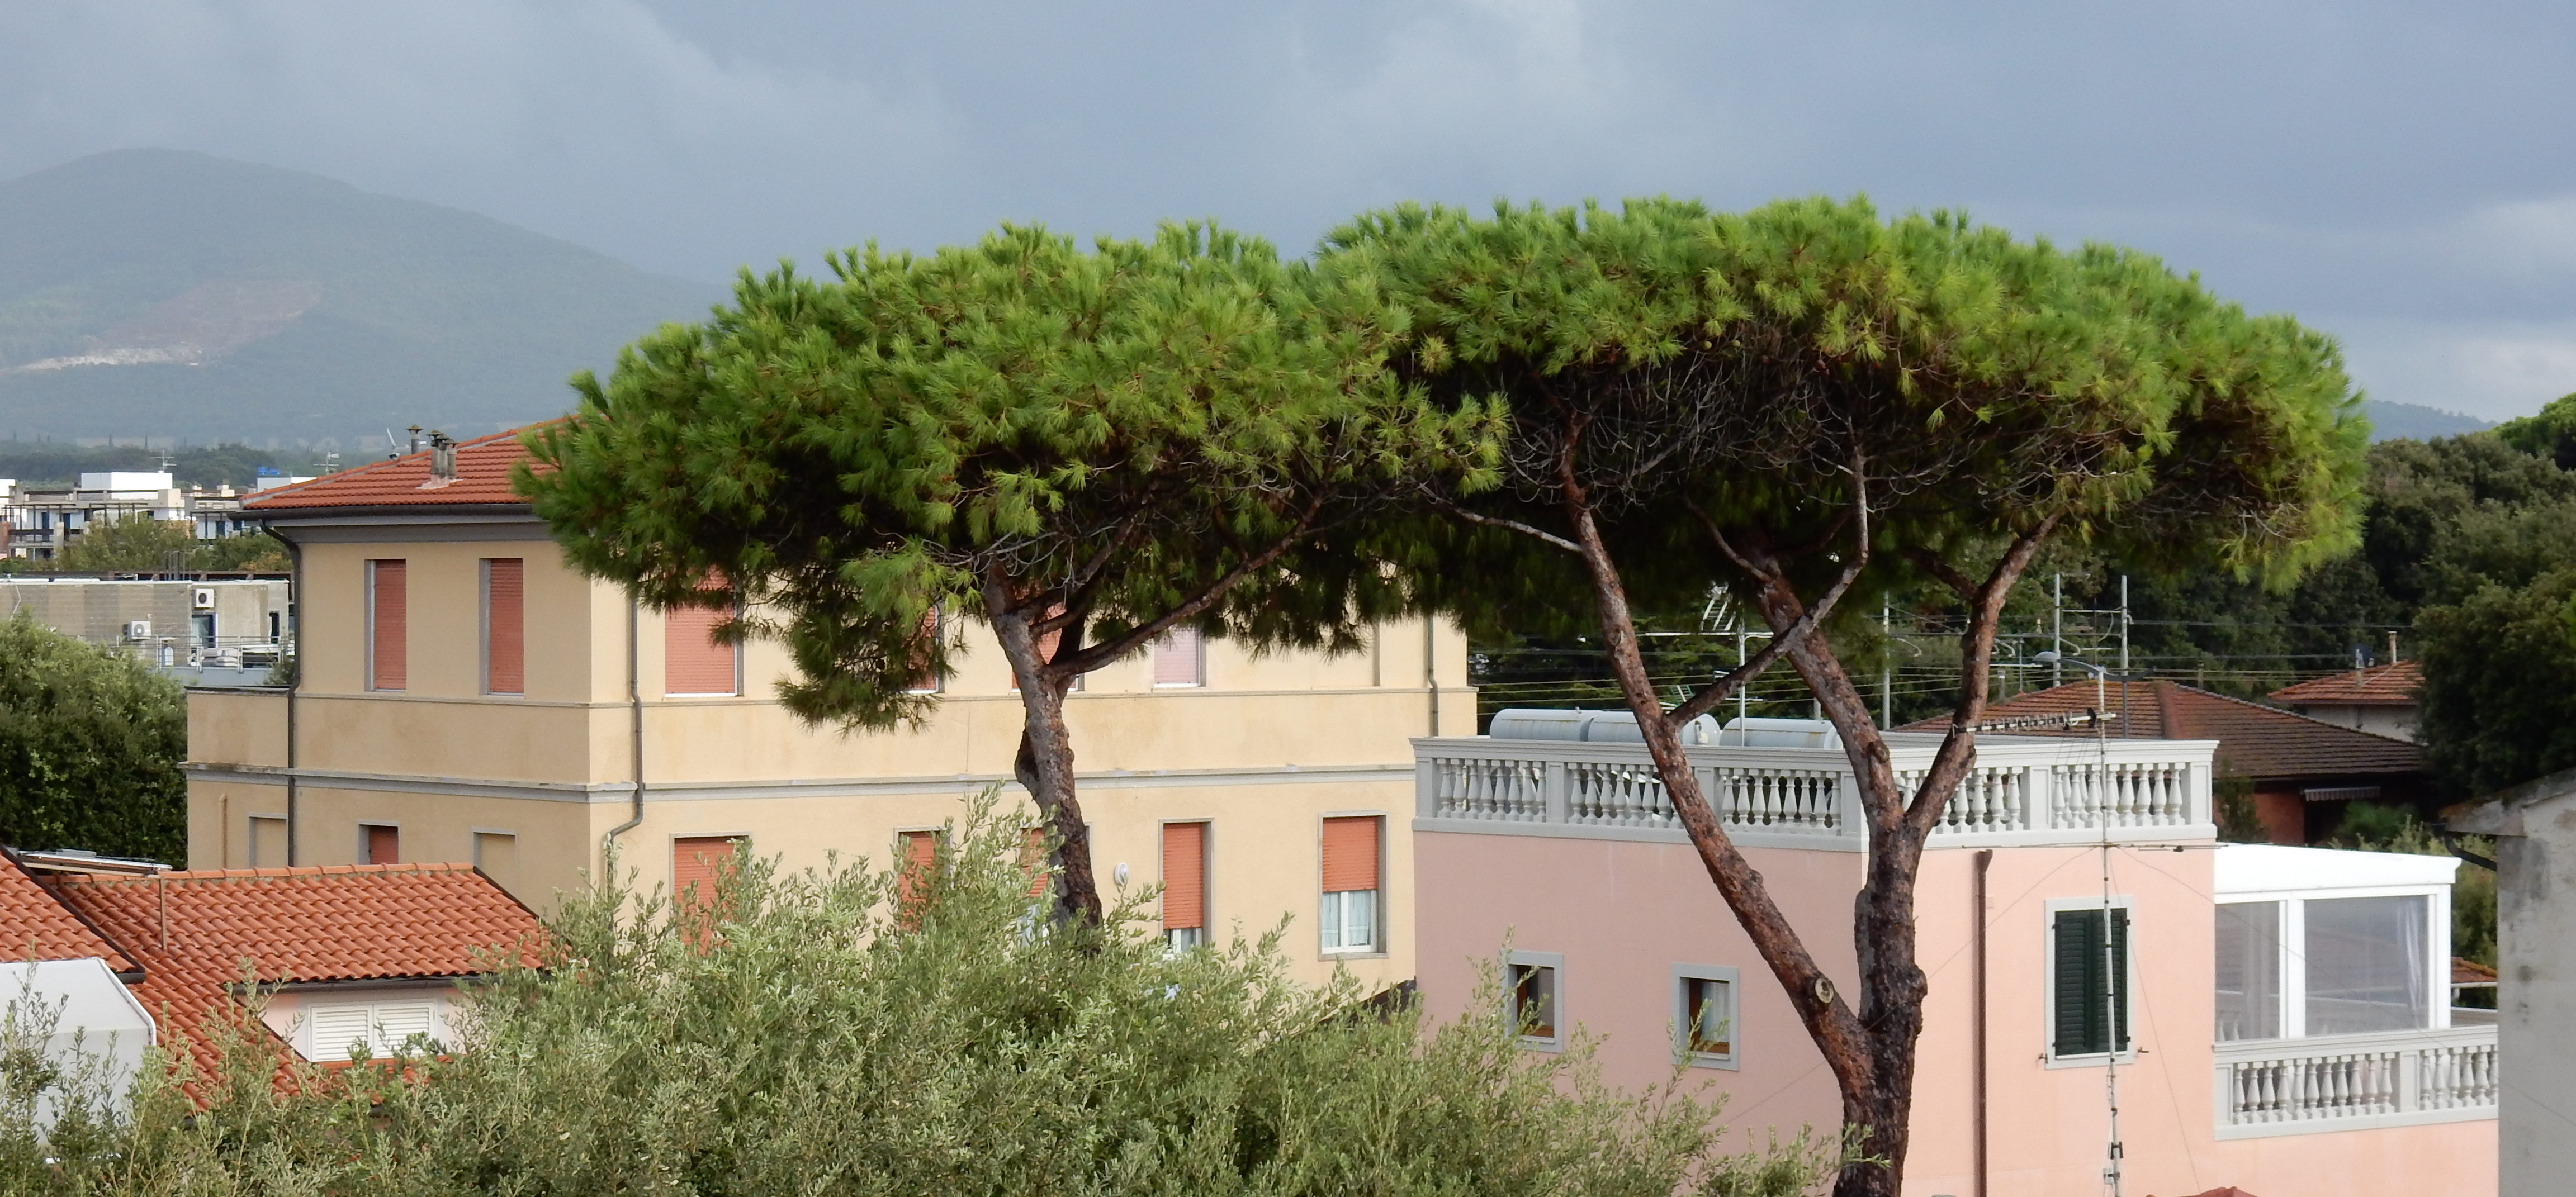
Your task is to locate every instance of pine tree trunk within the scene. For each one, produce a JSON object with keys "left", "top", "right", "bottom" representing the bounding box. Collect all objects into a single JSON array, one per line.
[{"left": 986, "top": 580, "right": 1106, "bottom": 926}]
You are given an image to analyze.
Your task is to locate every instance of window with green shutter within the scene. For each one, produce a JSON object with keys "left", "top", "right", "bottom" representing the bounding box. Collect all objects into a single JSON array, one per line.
[{"left": 2051, "top": 906, "right": 2130, "bottom": 1058}]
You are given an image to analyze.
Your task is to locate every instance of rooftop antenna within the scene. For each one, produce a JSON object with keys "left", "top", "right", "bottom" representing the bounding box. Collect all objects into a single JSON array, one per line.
[{"left": 2037, "top": 649, "right": 2150, "bottom": 1197}]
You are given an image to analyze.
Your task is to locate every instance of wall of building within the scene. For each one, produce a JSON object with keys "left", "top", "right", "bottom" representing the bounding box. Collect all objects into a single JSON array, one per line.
[
  {"left": 190, "top": 526, "right": 1460, "bottom": 991},
  {"left": 2291, "top": 702, "right": 2421, "bottom": 743},
  {"left": 2496, "top": 797, "right": 2576, "bottom": 1197},
  {"left": 1413, "top": 829, "right": 2495, "bottom": 1196},
  {"left": 0, "top": 578, "right": 288, "bottom": 660}
]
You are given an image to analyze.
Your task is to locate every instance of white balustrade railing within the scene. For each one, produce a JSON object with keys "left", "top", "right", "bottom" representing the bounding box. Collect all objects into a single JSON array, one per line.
[
  {"left": 1418, "top": 732, "right": 2213, "bottom": 848},
  {"left": 2214, "top": 1025, "right": 2497, "bottom": 1137}
]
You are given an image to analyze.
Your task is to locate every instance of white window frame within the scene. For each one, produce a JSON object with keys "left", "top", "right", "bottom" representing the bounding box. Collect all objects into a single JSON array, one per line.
[
  {"left": 1671, "top": 963, "right": 1741, "bottom": 1070},
  {"left": 1151, "top": 629, "right": 1204, "bottom": 688},
  {"left": 2043, "top": 895, "right": 2138, "bottom": 1068},
  {"left": 301, "top": 998, "right": 440, "bottom": 1061},
  {"left": 2215, "top": 882, "right": 2454, "bottom": 1038},
  {"left": 357, "top": 821, "right": 400, "bottom": 866},
  {"left": 1505, "top": 949, "right": 1566, "bottom": 1052}
]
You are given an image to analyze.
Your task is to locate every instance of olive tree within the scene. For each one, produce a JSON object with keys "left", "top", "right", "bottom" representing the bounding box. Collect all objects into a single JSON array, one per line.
[
  {"left": 1327, "top": 196, "right": 2364, "bottom": 1195},
  {"left": 521, "top": 222, "right": 1490, "bottom": 924}
]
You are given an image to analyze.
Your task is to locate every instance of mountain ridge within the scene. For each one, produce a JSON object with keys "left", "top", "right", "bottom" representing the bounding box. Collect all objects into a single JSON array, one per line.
[{"left": 0, "top": 149, "right": 717, "bottom": 446}]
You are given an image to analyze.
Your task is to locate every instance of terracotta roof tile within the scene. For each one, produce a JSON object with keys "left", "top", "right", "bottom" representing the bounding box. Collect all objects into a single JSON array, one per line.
[
  {"left": 46, "top": 862, "right": 545, "bottom": 1079},
  {"left": 1898, "top": 680, "right": 2425, "bottom": 782},
  {"left": 0, "top": 853, "right": 134, "bottom": 971},
  {"left": 244, "top": 426, "right": 548, "bottom": 512},
  {"left": 2267, "top": 661, "right": 2423, "bottom": 707}
]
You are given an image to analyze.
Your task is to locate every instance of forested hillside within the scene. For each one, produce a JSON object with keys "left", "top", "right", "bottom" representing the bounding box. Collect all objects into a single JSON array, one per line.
[{"left": 0, "top": 149, "right": 715, "bottom": 446}]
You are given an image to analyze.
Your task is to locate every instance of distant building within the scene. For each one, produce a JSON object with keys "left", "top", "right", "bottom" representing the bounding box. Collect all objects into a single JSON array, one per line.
[
  {"left": 2270, "top": 661, "right": 2424, "bottom": 743},
  {"left": 1901, "top": 680, "right": 2431, "bottom": 844},
  {"left": 0, "top": 471, "right": 276, "bottom": 561},
  {"left": 0, "top": 575, "right": 291, "bottom": 668}
]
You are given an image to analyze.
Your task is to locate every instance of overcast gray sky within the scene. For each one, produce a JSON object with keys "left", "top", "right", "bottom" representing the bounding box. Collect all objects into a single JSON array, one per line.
[{"left": 7, "top": 0, "right": 2573, "bottom": 420}]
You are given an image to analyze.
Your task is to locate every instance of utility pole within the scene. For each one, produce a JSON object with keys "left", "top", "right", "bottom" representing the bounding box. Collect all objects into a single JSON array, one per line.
[
  {"left": 2052, "top": 574, "right": 2065, "bottom": 689},
  {"left": 2118, "top": 574, "right": 2130, "bottom": 676},
  {"left": 1881, "top": 595, "right": 1892, "bottom": 729}
]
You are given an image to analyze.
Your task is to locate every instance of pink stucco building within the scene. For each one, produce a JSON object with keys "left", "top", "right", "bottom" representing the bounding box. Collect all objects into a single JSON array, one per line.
[{"left": 1412, "top": 720, "right": 2496, "bottom": 1196}]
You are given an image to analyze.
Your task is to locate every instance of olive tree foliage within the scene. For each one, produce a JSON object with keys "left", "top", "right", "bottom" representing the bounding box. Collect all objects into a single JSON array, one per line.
[
  {"left": 3, "top": 801, "right": 1849, "bottom": 1197},
  {"left": 1326, "top": 195, "right": 2365, "bottom": 1196},
  {"left": 0, "top": 614, "right": 187, "bottom": 861},
  {"left": 522, "top": 222, "right": 1495, "bottom": 924}
]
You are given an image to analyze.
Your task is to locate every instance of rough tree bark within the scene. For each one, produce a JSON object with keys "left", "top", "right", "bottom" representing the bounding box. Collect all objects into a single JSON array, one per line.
[{"left": 1522, "top": 433, "right": 2063, "bottom": 1196}]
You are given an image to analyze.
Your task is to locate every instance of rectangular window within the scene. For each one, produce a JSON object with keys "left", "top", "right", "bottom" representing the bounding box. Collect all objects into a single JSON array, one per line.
[
  {"left": 1320, "top": 816, "right": 1381, "bottom": 953},
  {"left": 473, "top": 832, "right": 519, "bottom": 896},
  {"left": 673, "top": 835, "right": 741, "bottom": 911},
  {"left": 2051, "top": 905, "right": 2132, "bottom": 1059},
  {"left": 363, "top": 824, "right": 398, "bottom": 866},
  {"left": 367, "top": 559, "right": 406, "bottom": 690},
  {"left": 1162, "top": 821, "right": 1208, "bottom": 949},
  {"left": 664, "top": 604, "right": 738, "bottom": 696},
  {"left": 481, "top": 558, "right": 524, "bottom": 695},
  {"left": 1507, "top": 951, "right": 1564, "bottom": 1050},
  {"left": 2215, "top": 901, "right": 2283, "bottom": 1041},
  {"left": 2305, "top": 895, "right": 2430, "bottom": 1035},
  {"left": 896, "top": 829, "right": 941, "bottom": 923},
  {"left": 1673, "top": 965, "right": 1740, "bottom": 1067},
  {"left": 248, "top": 815, "right": 287, "bottom": 867},
  {"left": 903, "top": 607, "right": 943, "bottom": 694},
  {"left": 306, "top": 1000, "right": 435, "bottom": 1061},
  {"left": 1152, "top": 626, "right": 1203, "bottom": 687}
]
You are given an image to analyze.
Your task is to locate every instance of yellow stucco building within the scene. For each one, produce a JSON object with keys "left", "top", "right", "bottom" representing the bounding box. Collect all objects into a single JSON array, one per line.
[{"left": 183, "top": 430, "right": 1470, "bottom": 990}]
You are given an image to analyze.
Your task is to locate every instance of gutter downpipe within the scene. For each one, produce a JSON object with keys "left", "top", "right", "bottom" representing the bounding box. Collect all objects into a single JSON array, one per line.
[
  {"left": 1972, "top": 847, "right": 1992, "bottom": 1197},
  {"left": 265, "top": 526, "right": 301, "bottom": 866},
  {"left": 1424, "top": 619, "right": 1441, "bottom": 737},
  {"left": 602, "top": 597, "right": 646, "bottom": 875}
]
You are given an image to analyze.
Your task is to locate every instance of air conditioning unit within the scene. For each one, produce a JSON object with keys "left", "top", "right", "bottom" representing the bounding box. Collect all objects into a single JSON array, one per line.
[
  {"left": 192, "top": 587, "right": 216, "bottom": 611},
  {"left": 124, "top": 620, "right": 152, "bottom": 641}
]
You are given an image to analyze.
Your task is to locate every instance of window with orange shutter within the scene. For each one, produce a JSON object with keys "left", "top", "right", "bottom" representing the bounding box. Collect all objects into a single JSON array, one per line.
[
  {"left": 1161, "top": 821, "right": 1208, "bottom": 949},
  {"left": 368, "top": 560, "right": 407, "bottom": 690},
  {"left": 902, "top": 607, "right": 942, "bottom": 694},
  {"left": 1319, "top": 816, "right": 1381, "bottom": 953},
  {"left": 363, "top": 824, "right": 399, "bottom": 866},
  {"left": 1021, "top": 826, "right": 1051, "bottom": 900},
  {"left": 664, "top": 604, "right": 737, "bottom": 696},
  {"left": 482, "top": 558, "right": 525, "bottom": 695},
  {"left": 896, "top": 829, "right": 941, "bottom": 923},
  {"left": 673, "top": 835, "right": 740, "bottom": 910}
]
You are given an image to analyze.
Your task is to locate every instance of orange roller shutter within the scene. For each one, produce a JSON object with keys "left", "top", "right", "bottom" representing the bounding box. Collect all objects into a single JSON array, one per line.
[
  {"left": 1162, "top": 822, "right": 1207, "bottom": 932},
  {"left": 897, "top": 829, "right": 940, "bottom": 920},
  {"left": 365, "top": 825, "right": 399, "bottom": 866},
  {"left": 1021, "top": 826, "right": 1050, "bottom": 899},
  {"left": 664, "top": 604, "right": 737, "bottom": 696},
  {"left": 369, "top": 560, "right": 407, "bottom": 690},
  {"left": 673, "top": 836, "right": 738, "bottom": 907},
  {"left": 1320, "top": 816, "right": 1380, "bottom": 893},
  {"left": 484, "top": 558, "right": 524, "bottom": 694}
]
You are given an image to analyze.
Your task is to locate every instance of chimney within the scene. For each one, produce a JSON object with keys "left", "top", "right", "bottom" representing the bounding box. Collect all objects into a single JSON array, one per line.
[
  {"left": 407, "top": 424, "right": 423, "bottom": 455},
  {"left": 428, "top": 431, "right": 457, "bottom": 484}
]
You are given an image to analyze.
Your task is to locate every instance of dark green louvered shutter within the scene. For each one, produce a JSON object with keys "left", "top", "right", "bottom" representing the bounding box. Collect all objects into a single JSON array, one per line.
[{"left": 2053, "top": 908, "right": 2130, "bottom": 1056}]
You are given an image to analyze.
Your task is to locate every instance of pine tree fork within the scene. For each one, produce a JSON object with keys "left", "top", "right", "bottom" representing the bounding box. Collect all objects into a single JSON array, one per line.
[
  {"left": 1549, "top": 463, "right": 1881, "bottom": 1155},
  {"left": 1743, "top": 517, "right": 2061, "bottom": 1197},
  {"left": 985, "top": 567, "right": 1105, "bottom": 927}
]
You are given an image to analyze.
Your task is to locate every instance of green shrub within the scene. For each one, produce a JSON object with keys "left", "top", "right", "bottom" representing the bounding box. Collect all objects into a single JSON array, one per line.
[{"left": 4, "top": 796, "right": 1842, "bottom": 1195}]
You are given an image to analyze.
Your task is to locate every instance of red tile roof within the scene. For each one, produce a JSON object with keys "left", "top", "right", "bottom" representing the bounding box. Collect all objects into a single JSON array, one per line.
[
  {"left": 1900, "top": 680, "right": 2425, "bottom": 782},
  {"left": 46, "top": 863, "right": 544, "bottom": 1075},
  {"left": 2267, "top": 661, "right": 2423, "bottom": 707},
  {"left": 244, "top": 426, "right": 546, "bottom": 511},
  {"left": 0, "top": 852, "right": 135, "bottom": 972}
]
